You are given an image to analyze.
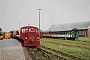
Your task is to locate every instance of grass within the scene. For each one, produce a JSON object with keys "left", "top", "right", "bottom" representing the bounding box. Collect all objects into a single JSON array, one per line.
[
  {"left": 41, "top": 38, "right": 90, "bottom": 50},
  {"left": 40, "top": 37, "right": 90, "bottom": 60},
  {"left": 41, "top": 38, "right": 90, "bottom": 45}
]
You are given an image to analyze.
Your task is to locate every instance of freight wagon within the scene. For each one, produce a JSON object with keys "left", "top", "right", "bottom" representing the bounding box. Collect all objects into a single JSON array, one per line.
[{"left": 3, "top": 32, "right": 11, "bottom": 39}]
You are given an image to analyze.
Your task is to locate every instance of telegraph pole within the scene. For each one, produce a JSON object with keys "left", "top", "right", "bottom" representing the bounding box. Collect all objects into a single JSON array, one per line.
[{"left": 28, "top": 24, "right": 30, "bottom": 26}]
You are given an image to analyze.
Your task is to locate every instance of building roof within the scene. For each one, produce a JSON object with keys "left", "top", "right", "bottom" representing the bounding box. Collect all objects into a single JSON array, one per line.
[
  {"left": 88, "top": 24, "right": 90, "bottom": 28},
  {"left": 46, "top": 21, "right": 90, "bottom": 32}
]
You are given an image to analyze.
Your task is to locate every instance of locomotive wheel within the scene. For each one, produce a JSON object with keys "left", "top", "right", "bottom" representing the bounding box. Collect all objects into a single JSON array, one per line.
[
  {"left": 72, "top": 38, "right": 75, "bottom": 40},
  {"left": 1, "top": 38, "right": 3, "bottom": 40}
]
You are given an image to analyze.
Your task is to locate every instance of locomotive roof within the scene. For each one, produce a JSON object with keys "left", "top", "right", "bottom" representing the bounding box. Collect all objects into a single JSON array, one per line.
[
  {"left": 46, "top": 21, "right": 90, "bottom": 32},
  {"left": 21, "top": 26, "right": 43, "bottom": 32},
  {"left": 21, "top": 26, "right": 38, "bottom": 29}
]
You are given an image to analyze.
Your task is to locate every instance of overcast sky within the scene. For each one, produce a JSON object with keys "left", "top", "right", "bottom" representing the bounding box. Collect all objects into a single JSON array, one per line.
[{"left": 0, "top": 0, "right": 90, "bottom": 31}]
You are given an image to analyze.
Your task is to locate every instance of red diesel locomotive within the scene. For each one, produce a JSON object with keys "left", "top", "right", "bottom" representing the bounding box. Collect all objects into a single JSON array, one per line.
[{"left": 20, "top": 26, "right": 40, "bottom": 46}]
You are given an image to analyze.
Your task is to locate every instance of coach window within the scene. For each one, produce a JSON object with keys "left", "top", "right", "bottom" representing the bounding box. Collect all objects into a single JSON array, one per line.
[
  {"left": 55, "top": 32, "right": 56, "bottom": 34},
  {"left": 53, "top": 32, "right": 54, "bottom": 34},
  {"left": 62, "top": 31, "right": 64, "bottom": 34},
  {"left": 64, "top": 31, "right": 65, "bottom": 34},
  {"left": 65, "top": 31, "right": 67, "bottom": 34},
  {"left": 55, "top": 32, "right": 57, "bottom": 34},
  {"left": 56, "top": 32, "right": 57, "bottom": 34},
  {"left": 63, "top": 31, "right": 64, "bottom": 34},
  {"left": 61, "top": 31, "right": 63, "bottom": 35},
  {"left": 52, "top": 32, "right": 54, "bottom": 34},
  {"left": 56, "top": 32, "right": 58, "bottom": 34},
  {"left": 57, "top": 32, "right": 58, "bottom": 34},
  {"left": 62, "top": 32, "right": 63, "bottom": 34},
  {"left": 58, "top": 32, "right": 59, "bottom": 34},
  {"left": 53, "top": 32, "right": 55, "bottom": 34},
  {"left": 54, "top": 32, "right": 56, "bottom": 34},
  {"left": 58, "top": 32, "right": 60, "bottom": 34},
  {"left": 60, "top": 32, "right": 62, "bottom": 34}
]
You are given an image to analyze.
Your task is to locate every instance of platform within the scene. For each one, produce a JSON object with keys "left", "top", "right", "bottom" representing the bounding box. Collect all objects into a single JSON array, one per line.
[{"left": 0, "top": 39, "right": 26, "bottom": 60}]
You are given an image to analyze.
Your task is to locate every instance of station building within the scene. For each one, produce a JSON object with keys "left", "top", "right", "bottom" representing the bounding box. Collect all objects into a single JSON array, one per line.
[{"left": 46, "top": 21, "right": 90, "bottom": 37}]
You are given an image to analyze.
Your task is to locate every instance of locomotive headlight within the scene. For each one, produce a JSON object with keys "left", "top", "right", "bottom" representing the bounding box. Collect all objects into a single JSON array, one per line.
[
  {"left": 37, "top": 37, "right": 39, "bottom": 40},
  {"left": 25, "top": 37, "right": 27, "bottom": 39},
  {"left": 30, "top": 40, "right": 34, "bottom": 43}
]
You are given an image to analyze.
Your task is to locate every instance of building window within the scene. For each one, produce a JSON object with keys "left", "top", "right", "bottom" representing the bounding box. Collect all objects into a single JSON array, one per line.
[
  {"left": 82, "top": 30, "right": 85, "bottom": 35},
  {"left": 79, "top": 31, "right": 81, "bottom": 35}
]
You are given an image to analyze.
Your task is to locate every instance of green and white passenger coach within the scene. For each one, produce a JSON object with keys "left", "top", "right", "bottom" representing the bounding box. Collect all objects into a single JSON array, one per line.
[{"left": 43, "top": 28, "right": 79, "bottom": 40}]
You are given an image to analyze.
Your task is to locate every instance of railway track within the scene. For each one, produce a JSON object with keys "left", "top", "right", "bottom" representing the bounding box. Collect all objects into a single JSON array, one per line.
[
  {"left": 37, "top": 47, "right": 67, "bottom": 60},
  {"left": 15, "top": 38, "right": 65, "bottom": 60},
  {"left": 25, "top": 46, "right": 85, "bottom": 60},
  {"left": 25, "top": 46, "right": 69, "bottom": 60},
  {"left": 15, "top": 38, "right": 86, "bottom": 60},
  {"left": 40, "top": 45, "right": 85, "bottom": 60},
  {"left": 25, "top": 47, "right": 52, "bottom": 60},
  {"left": 76, "top": 40, "right": 90, "bottom": 43},
  {"left": 25, "top": 47, "right": 37, "bottom": 60}
]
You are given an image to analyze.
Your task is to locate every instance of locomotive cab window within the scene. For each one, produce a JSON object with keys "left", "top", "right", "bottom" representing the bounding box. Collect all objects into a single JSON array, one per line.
[
  {"left": 0, "top": 32, "right": 3, "bottom": 36},
  {"left": 33, "top": 28, "right": 38, "bottom": 32},
  {"left": 25, "top": 28, "right": 29, "bottom": 32},
  {"left": 21, "top": 28, "right": 25, "bottom": 33}
]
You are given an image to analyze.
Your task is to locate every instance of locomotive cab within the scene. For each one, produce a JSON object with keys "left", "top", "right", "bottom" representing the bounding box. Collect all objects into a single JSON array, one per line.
[
  {"left": 70, "top": 28, "right": 78, "bottom": 40},
  {"left": 20, "top": 26, "right": 40, "bottom": 46},
  {"left": 71, "top": 28, "right": 78, "bottom": 39},
  {"left": 0, "top": 32, "right": 3, "bottom": 40},
  {"left": 67, "top": 28, "right": 78, "bottom": 40}
]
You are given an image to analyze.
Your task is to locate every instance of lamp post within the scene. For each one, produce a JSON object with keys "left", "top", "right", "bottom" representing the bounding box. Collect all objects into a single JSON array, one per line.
[
  {"left": 38, "top": 9, "right": 42, "bottom": 38},
  {"left": 28, "top": 24, "right": 30, "bottom": 26},
  {"left": 13, "top": 27, "right": 14, "bottom": 30},
  {"left": 19, "top": 22, "right": 21, "bottom": 29}
]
